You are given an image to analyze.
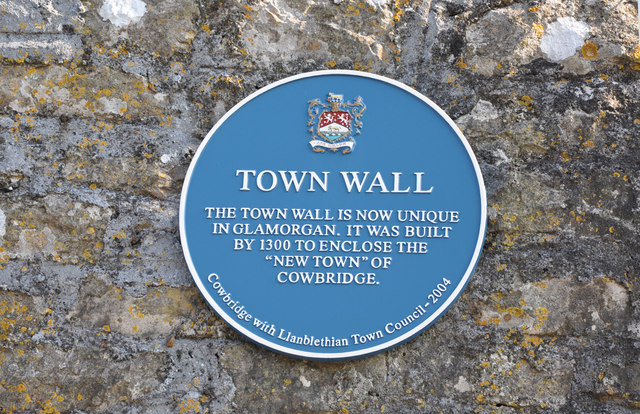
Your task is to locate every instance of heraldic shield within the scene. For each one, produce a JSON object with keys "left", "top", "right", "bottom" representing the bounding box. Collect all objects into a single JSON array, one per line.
[{"left": 308, "top": 93, "right": 366, "bottom": 154}]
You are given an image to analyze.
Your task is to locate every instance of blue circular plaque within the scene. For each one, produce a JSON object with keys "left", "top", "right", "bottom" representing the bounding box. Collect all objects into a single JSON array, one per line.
[{"left": 180, "top": 71, "right": 486, "bottom": 360}]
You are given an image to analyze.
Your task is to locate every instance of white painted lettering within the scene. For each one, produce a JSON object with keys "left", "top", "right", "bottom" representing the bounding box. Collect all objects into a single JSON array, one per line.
[{"left": 236, "top": 170, "right": 256, "bottom": 191}]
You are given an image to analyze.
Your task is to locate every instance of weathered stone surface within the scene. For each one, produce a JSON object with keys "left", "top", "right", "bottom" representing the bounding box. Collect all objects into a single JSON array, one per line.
[
  {"left": 0, "top": 33, "right": 83, "bottom": 63},
  {"left": 0, "top": 0, "right": 85, "bottom": 35},
  {"left": 0, "top": 65, "right": 174, "bottom": 119},
  {"left": 0, "top": 343, "right": 169, "bottom": 412},
  {"left": 0, "top": 0, "right": 638, "bottom": 412}
]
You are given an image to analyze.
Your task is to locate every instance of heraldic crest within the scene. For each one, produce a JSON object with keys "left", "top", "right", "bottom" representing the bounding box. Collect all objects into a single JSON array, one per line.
[{"left": 307, "top": 93, "right": 366, "bottom": 154}]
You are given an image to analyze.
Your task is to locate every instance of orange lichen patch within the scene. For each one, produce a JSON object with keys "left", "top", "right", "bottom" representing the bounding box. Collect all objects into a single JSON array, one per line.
[
  {"left": 177, "top": 397, "right": 202, "bottom": 413},
  {"left": 533, "top": 281, "right": 548, "bottom": 289},
  {"left": 533, "top": 307, "right": 549, "bottom": 330},
  {"left": 326, "top": 60, "right": 337, "bottom": 68},
  {"left": 455, "top": 57, "right": 467, "bottom": 69},
  {"left": 155, "top": 111, "right": 173, "bottom": 128},
  {"left": 112, "top": 230, "right": 126, "bottom": 240},
  {"left": 392, "top": 0, "right": 409, "bottom": 23},
  {"left": 521, "top": 335, "right": 543, "bottom": 348},
  {"left": 109, "top": 285, "right": 122, "bottom": 300},
  {"left": 502, "top": 233, "right": 518, "bottom": 249},
  {"left": 354, "top": 61, "right": 371, "bottom": 72},
  {"left": 477, "top": 316, "right": 502, "bottom": 326},
  {"left": 498, "top": 306, "right": 525, "bottom": 318},
  {"left": 0, "top": 294, "right": 42, "bottom": 343},
  {"left": 581, "top": 42, "right": 598, "bottom": 59},
  {"left": 518, "top": 95, "right": 533, "bottom": 107},
  {"left": 77, "top": 136, "right": 109, "bottom": 151},
  {"left": 532, "top": 23, "right": 544, "bottom": 38},
  {"left": 128, "top": 305, "right": 145, "bottom": 319}
]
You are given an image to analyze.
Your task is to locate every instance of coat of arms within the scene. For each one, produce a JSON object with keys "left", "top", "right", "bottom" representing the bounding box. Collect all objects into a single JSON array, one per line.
[{"left": 308, "top": 93, "right": 366, "bottom": 154}]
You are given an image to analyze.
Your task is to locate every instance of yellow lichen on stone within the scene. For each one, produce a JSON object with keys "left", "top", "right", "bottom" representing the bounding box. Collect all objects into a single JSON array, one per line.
[
  {"left": 581, "top": 42, "right": 598, "bottom": 59},
  {"left": 518, "top": 95, "right": 533, "bottom": 107},
  {"left": 353, "top": 61, "right": 371, "bottom": 72},
  {"left": 532, "top": 23, "right": 544, "bottom": 38}
]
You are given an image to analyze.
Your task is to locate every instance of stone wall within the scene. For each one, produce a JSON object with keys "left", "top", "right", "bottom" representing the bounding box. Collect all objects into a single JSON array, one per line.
[{"left": 0, "top": 0, "right": 638, "bottom": 412}]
